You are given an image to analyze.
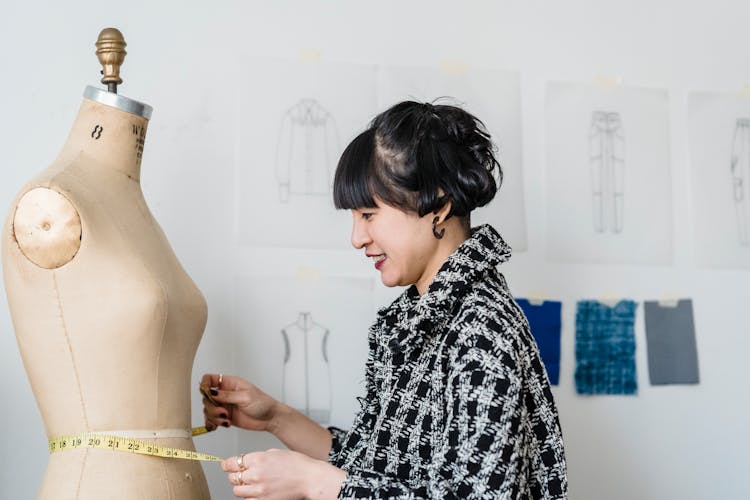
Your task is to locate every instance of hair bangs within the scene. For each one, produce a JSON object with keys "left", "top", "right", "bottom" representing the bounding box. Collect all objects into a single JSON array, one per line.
[{"left": 333, "top": 129, "right": 378, "bottom": 210}]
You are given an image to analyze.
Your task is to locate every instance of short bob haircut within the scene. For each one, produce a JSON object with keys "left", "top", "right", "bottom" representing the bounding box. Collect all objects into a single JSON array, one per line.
[{"left": 333, "top": 100, "right": 501, "bottom": 226}]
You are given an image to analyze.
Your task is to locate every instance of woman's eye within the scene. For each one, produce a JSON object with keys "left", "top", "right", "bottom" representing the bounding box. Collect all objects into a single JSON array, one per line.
[{"left": 361, "top": 213, "right": 373, "bottom": 220}]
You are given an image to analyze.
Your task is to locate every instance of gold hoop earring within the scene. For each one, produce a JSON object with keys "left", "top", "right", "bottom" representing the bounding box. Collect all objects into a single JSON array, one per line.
[{"left": 432, "top": 216, "right": 445, "bottom": 240}]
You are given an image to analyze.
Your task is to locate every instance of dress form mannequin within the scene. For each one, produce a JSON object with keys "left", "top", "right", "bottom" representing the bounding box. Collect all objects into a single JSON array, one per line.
[{"left": 1, "top": 30, "right": 210, "bottom": 499}]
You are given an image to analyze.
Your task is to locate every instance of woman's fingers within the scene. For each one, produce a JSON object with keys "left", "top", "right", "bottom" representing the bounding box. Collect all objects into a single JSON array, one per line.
[
  {"left": 227, "top": 469, "right": 264, "bottom": 497},
  {"left": 200, "top": 373, "right": 223, "bottom": 388},
  {"left": 200, "top": 374, "right": 253, "bottom": 405},
  {"left": 203, "top": 403, "right": 231, "bottom": 427},
  {"left": 222, "top": 452, "right": 257, "bottom": 472},
  {"left": 210, "top": 387, "right": 250, "bottom": 406},
  {"left": 233, "top": 484, "right": 263, "bottom": 499},
  {"left": 203, "top": 402, "right": 229, "bottom": 418}
]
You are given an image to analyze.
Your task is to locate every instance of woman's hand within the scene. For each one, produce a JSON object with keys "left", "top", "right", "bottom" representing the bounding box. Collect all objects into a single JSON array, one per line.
[
  {"left": 200, "top": 373, "right": 280, "bottom": 433},
  {"left": 222, "top": 449, "right": 347, "bottom": 500}
]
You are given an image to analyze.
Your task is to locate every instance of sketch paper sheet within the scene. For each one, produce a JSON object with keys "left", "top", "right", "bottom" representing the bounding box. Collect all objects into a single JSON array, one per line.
[
  {"left": 545, "top": 81, "right": 672, "bottom": 265},
  {"left": 237, "top": 59, "right": 378, "bottom": 249},
  {"left": 688, "top": 91, "right": 750, "bottom": 268},
  {"left": 378, "top": 65, "right": 527, "bottom": 251},
  {"left": 234, "top": 275, "right": 374, "bottom": 429}
]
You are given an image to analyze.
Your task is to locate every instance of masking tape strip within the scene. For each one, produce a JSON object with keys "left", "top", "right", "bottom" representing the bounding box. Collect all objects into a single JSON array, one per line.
[{"left": 49, "top": 429, "right": 222, "bottom": 462}]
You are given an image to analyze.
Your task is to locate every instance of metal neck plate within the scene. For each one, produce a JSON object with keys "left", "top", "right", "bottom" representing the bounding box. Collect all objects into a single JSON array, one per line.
[{"left": 83, "top": 86, "right": 153, "bottom": 119}]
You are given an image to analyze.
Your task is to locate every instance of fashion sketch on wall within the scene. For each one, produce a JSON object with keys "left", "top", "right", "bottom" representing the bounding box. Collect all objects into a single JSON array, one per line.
[
  {"left": 545, "top": 81, "right": 672, "bottom": 265},
  {"left": 276, "top": 99, "right": 339, "bottom": 203},
  {"left": 731, "top": 118, "right": 750, "bottom": 247},
  {"left": 377, "top": 64, "right": 527, "bottom": 251},
  {"left": 589, "top": 111, "right": 625, "bottom": 234},
  {"left": 237, "top": 59, "right": 377, "bottom": 249},
  {"left": 689, "top": 91, "right": 750, "bottom": 268},
  {"left": 233, "top": 273, "right": 375, "bottom": 458},
  {"left": 280, "top": 312, "right": 332, "bottom": 424}
]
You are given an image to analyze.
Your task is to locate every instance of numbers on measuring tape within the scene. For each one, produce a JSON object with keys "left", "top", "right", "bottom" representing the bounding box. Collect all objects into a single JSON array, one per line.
[{"left": 48, "top": 433, "right": 222, "bottom": 462}]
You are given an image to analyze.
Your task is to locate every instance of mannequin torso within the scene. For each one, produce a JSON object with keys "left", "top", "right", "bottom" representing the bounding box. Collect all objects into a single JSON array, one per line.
[{"left": 2, "top": 88, "right": 210, "bottom": 499}]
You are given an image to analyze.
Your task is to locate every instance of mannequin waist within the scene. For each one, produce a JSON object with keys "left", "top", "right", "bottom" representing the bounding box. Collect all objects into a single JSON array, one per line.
[{"left": 82, "top": 428, "right": 193, "bottom": 439}]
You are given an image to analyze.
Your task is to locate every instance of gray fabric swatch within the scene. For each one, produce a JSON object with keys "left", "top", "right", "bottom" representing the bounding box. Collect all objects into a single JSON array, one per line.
[{"left": 644, "top": 299, "right": 700, "bottom": 385}]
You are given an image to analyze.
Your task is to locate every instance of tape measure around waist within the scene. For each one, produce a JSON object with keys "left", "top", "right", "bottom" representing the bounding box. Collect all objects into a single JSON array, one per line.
[{"left": 48, "top": 426, "right": 222, "bottom": 462}]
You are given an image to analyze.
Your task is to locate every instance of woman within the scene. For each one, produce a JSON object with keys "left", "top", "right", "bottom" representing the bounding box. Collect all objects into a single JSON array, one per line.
[{"left": 203, "top": 101, "right": 568, "bottom": 499}]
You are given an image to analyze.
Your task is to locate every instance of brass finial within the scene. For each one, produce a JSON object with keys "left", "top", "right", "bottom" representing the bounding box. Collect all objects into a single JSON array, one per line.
[{"left": 96, "top": 28, "right": 127, "bottom": 93}]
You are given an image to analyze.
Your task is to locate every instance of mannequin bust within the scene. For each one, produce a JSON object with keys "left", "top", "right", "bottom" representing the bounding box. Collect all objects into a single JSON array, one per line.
[{"left": 1, "top": 30, "right": 210, "bottom": 499}]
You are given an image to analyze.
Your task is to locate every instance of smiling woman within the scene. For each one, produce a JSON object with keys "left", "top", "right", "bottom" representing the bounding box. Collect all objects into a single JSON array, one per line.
[
  {"left": 323, "top": 101, "right": 567, "bottom": 498},
  {"left": 203, "top": 101, "right": 567, "bottom": 500}
]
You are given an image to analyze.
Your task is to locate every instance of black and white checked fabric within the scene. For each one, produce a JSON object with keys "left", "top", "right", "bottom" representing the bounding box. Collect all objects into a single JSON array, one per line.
[{"left": 328, "top": 225, "right": 567, "bottom": 499}]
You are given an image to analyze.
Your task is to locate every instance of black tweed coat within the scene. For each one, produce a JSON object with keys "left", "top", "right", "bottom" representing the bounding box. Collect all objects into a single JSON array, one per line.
[{"left": 328, "top": 225, "right": 567, "bottom": 499}]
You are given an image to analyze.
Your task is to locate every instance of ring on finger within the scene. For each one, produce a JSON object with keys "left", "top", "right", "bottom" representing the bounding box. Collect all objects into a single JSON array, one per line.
[
  {"left": 237, "top": 454, "right": 246, "bottom": 471},
  {"left": 218, "top": 373, "right": 223, "bottom": 387},
  {"left": 237, "top": 471, "right": 245, "bottom": 485}
]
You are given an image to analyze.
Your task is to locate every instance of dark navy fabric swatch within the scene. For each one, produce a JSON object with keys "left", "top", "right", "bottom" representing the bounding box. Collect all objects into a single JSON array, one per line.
[
  {"left": 575, "top": 300, "right": 638, "bottom": 395},
  {"left": 516, "top": 299, "right": 562, "bottom": 385}
]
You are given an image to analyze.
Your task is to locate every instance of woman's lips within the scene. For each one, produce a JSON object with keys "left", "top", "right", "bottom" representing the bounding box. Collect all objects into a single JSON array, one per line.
[{"left": 371, "top": 254, "right": 386, "bottom": 270}]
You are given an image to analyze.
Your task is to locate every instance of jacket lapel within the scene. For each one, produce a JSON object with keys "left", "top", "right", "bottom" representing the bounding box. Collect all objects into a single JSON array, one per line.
[{"left": 380, "top": 225, "right": 512, "bottom": 362}]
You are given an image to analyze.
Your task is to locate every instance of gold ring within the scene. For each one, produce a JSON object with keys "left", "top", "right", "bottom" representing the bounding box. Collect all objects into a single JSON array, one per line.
[
  {"left": 237, "top": 454, "right": 245, "bottom": 471},
  {"left": 218, "top": 373, "right": 223, "bottom": 387},
  {"left": 237, "top": 470, "right": 245, "bottom": 485}
]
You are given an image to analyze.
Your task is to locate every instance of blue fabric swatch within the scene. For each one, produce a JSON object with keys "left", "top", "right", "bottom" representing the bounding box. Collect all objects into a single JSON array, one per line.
[
  {"left": 575, "top": 300, "right": 638, "bottom": 395},
  {"left": 516, "top": 299, "right": 562, "bottom": 385}
]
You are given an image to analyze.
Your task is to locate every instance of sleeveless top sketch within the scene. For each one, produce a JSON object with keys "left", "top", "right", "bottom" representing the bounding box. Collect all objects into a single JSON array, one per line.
[
  {"left": 281, "top": 312, "right": 332, "bottom": 424},
  {"left": 731, "top": 117, "right": 750, "bottom": 246}
]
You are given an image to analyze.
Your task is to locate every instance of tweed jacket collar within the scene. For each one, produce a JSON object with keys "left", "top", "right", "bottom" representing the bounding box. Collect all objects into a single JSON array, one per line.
[{"left": 377, "top": 224, "right": 512, "bottom": 359}]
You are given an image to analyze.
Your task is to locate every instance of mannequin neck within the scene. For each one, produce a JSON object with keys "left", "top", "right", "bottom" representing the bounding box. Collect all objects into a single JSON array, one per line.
[
  {"left": 59, "top": 90, "right": 151, "bottom": 182},
  {"left": 296, "top": 312, "right": 312, "bottom": 329}
]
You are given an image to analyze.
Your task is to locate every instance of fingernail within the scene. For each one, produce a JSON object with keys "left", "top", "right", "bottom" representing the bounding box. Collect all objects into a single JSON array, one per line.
[
  {"left": 210, "top": 388, "right": 218, "bottom": 396},
  {"left": 221, "top": 422, "right": 230, "bottom": 428}
]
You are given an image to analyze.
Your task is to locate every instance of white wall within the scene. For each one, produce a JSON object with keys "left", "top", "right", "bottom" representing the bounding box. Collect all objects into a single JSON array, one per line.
[{"left": 1, "top": 1, "right": 748, "bottom": 499}]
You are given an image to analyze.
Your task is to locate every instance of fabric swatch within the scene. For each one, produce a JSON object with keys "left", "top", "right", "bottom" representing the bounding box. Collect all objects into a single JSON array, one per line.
[
  {"left": 516, "top": 299, "right": 562, "bottom": 385},
  {"left": 644, "top": 299, "right": 700, "bottom": 385},
  {"left": 575, "top": 300, "right": 638, "bottom": 395}
]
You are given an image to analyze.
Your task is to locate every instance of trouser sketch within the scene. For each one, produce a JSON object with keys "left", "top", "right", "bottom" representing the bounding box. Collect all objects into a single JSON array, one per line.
[
  {"left": 731, "top": 118, "right": 750, "bottom": 247},
  {"left": 589, "top": 111, "right": 625, "bottom": 233},
  {"left": 281, "top": 312, "right": 332, "bottom": 424}
]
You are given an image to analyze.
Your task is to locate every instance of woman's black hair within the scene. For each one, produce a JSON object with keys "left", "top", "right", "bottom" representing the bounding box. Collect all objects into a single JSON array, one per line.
[{"left": 333, "top": 100, "right": 501, "bottom": 224}]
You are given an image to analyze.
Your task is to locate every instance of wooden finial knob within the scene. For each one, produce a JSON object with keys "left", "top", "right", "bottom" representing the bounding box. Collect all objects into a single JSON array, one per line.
[{"left": 96, "top": 28, "right": 127, "bottom": 92}]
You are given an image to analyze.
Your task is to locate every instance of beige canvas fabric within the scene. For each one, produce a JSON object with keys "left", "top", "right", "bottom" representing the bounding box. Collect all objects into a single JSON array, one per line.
[{"left": 2, "top": 94, "right": 210, "bottom": 499}]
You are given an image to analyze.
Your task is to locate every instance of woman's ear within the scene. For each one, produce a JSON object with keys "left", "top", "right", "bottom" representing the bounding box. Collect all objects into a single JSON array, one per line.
[{"left": 433, "top": 199, "right": 452, "bottom": 225}]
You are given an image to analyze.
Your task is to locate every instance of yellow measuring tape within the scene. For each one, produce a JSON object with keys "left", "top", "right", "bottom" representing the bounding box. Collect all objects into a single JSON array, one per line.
[{"left": 48, "top": 427, "right": 222, "bottom": 462}]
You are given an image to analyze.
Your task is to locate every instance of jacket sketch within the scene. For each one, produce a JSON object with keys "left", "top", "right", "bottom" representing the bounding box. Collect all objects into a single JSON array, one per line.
[{"left": 275, "top": 98, "right": 339, "bottom": 203}]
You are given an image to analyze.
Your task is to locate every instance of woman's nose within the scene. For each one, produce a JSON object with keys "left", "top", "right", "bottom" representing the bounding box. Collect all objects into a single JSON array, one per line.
[{"left": 351, "top": 216, "right": 371, "bottom": 249}]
